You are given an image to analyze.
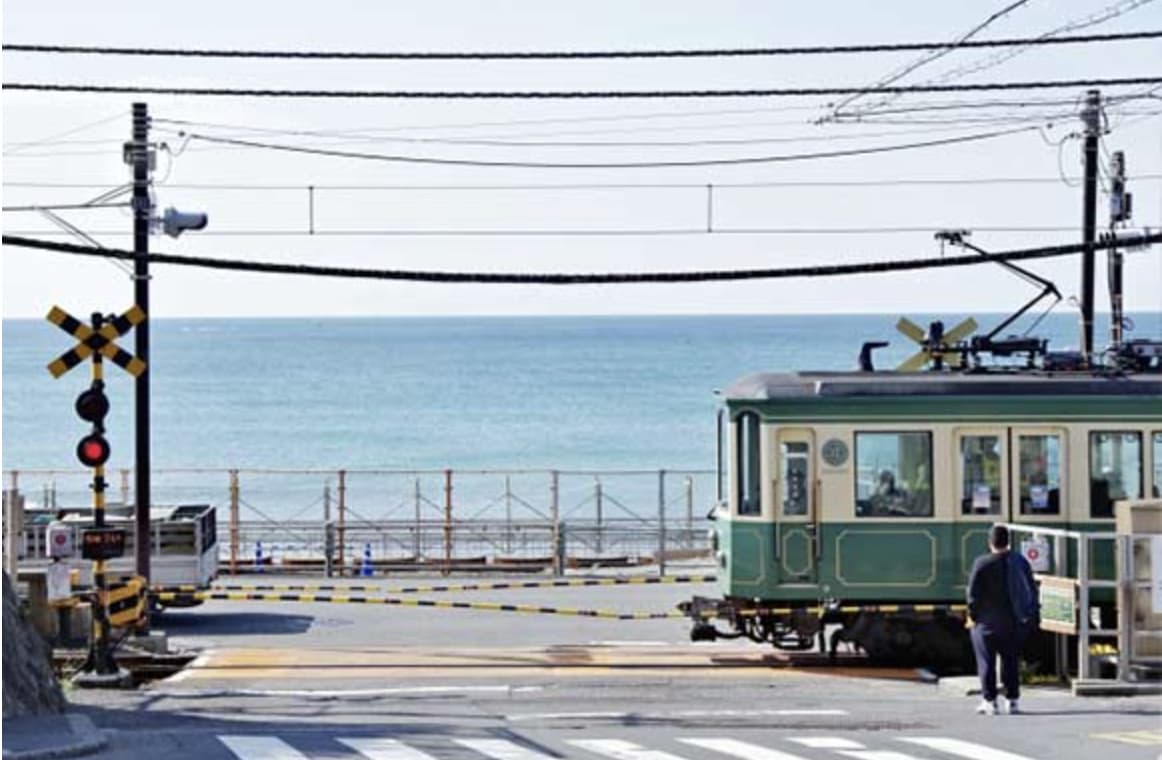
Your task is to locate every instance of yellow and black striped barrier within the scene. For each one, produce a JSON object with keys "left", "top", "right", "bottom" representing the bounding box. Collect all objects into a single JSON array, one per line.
[
  {"left": 152, "top": 591, "right": 687, "bottom": 620},
  {"left": 154, "top": 573, "right": 718, "bottom": 596},
  {"left": 151, "top": 588, "right": 965, "bottom": 622}
]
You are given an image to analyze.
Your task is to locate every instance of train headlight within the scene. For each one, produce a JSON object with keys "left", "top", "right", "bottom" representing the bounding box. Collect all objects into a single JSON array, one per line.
[
  {"left": 708, "top": 528, "right": 719, "bottom": 553},
  {"left": 716, "top": 550, "right": 727, "bottom": 569}
]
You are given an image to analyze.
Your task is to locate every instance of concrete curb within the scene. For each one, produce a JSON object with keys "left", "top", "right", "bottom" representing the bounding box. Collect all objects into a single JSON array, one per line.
[{"left": 1, "top": 715, "right": 108, "bottom": 760}]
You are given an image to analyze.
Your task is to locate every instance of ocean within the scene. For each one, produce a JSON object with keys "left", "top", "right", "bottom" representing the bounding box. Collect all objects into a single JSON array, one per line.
[{"left": 3, "top": 312, "right": 1154, "bottom": 521}]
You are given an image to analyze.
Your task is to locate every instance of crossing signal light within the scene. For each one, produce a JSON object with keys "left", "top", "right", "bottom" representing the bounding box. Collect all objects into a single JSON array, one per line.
[
  {"left": 77, "top": 433, "right": 110, "bottom": 468},
  {"left": 75, "top": 383, "right": 109, "bottom": 428}
]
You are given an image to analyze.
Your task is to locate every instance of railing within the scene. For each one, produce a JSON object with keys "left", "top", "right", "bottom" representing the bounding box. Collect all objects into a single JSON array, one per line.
[{"left": 4, "top": 467, "right": 716, "bottom": 576}]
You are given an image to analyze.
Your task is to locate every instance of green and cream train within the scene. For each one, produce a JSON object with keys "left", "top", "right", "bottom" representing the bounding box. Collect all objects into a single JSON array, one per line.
[{"left": 693, "top": 370, "right": 1162, "bottom": 663}]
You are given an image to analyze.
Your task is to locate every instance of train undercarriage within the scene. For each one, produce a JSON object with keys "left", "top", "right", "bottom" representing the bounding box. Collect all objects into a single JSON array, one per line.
[{"left": 682, "top": 596, "right": 972, "bottom": 667}]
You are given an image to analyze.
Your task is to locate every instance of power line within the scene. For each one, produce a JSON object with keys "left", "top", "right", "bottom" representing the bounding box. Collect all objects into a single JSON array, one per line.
[
  {"left": 179, "top": 126, "right": 1036, "bottom": 169},
  {"left": 2, "top": 202, "right": 129, "bottom": 212},
  {"left": 4, "top": 233, "right": 1157, "bottom": 284},
  {"left": 7, "top": 174, "right": 1161, "bottom": 191},
  {"left": 6, "top": 77, "right": 1161, "bottom": 100},
  {"left": 5, "top": 30, "right": 1159, "bottom": 60},
  {"left": 8, "top": 225, "right": 1130, "bottom": 238}
]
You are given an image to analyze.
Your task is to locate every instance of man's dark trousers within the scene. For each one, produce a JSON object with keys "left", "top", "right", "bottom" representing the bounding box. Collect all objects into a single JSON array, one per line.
[{"left": 971, "top": 620, "right": 1022, "bottom": 702}]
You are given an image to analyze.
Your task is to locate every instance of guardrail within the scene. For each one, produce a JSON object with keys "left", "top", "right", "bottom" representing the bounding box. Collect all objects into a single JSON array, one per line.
[{"left": 4, "top": 467, "right": 717, "bottom": 576}]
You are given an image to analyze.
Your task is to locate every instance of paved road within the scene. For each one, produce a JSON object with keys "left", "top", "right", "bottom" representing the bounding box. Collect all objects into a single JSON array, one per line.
[{"left": 61, "top": 574, "right": 1162, "bottom": 760}]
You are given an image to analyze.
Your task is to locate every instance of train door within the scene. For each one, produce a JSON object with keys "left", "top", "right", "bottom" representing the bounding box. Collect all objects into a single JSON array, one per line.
[
  {"left": 774, "top": 428, "right": 818, "bottom": 585},
  {"left": 1007, "top": 426, "right": 1069, "bottom": 532},
  {"left": 953, "top": 428, "right": 1008, "bottom": 580}
]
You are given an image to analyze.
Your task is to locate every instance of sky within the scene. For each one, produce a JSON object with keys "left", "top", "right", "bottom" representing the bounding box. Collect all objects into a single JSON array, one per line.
[{"left": 2, "top": 0, "right": 1161, "bottom": 319}]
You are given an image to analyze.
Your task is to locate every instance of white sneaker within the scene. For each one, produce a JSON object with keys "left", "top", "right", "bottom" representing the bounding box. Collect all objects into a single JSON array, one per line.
[
  {"left": 975, "top": 699, "right": 997, "bottom": 715},
  {"left": 1005, "top": 699, "right": 1021, "bottom": 714}
]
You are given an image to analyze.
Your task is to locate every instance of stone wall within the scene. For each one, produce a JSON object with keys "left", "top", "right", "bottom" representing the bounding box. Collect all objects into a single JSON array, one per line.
[{"left": 3, "top": 572, "right": 65, "bottom": 717}]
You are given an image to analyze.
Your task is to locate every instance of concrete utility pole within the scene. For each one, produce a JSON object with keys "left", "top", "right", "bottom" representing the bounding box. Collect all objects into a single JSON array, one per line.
[
  {"left": 128, "top": 103, "right": 152, "bottom": 584},
  {"left": 1079, "top": 90, "right": 1102, "bottom": 363}
]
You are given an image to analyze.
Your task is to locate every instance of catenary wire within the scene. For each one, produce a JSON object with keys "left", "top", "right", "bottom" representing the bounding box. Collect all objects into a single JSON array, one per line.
[
  {"left": 5, "top": 30, "right": 1159, "bottom": 59},
  {"left": 828, "top": 0, "right": 1034, "bottom": 115},
  {"left": 6, "top": 174, "right": 1161, "bottom": 191},
  {"left": 838, "top": 0, "right": 1159, "bottom": 119},
  {"left": 5, "top": 77, "right": 1161, "bottom": 99},
  {"left": 178, "top": 126, "right": 1037, "bottom": 169},
  {"left": 4, "top": 233, "right": 1157, "bottom": 284},
  {"left": 9, "top": 225, "right": 1135, "bottom": 238}
]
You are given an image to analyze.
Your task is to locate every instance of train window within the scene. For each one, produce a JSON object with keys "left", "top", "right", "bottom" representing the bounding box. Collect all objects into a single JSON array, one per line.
[
  {"left": 1018, "top": 434, "right": 1061, "bottom": 514},
  {"left": 1155, "top": 433, "right": 1162, "bottom": 498},
  {"left": 737, "top": 413, "right": 761, "bottom": 516},
  {"left": 960, "top": 435, "right": 1001, "bottom": 514},
  {"left": 1089, "top": 432, "right": 1142, "bottom": 518},
  {"left": 781, "top": 441, "right": 810, "bottom": 516},
  {"left": 853, "top": 432, "right": 933, "bottom": 517}
]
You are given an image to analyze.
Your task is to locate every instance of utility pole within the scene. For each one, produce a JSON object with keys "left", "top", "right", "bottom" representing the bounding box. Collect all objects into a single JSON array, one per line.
[
  {"left": 128, "top": 103, "right": 152, "bottom": 585},
  {"left": 1108, "top": 149, "right": 1131, "bottom": 351},
  {"left": 1079, "top": 90, "right": 1102, "bottom": 363}
]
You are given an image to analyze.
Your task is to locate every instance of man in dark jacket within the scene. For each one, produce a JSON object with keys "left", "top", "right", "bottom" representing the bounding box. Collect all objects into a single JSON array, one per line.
[{"left": 966, "top": 523, "right": 1039, "bottom": 715}]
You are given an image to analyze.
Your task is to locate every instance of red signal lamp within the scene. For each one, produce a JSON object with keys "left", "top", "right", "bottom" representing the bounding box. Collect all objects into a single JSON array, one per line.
[{"left": 76, "top": 433, "right": 110, "bottom": 468}]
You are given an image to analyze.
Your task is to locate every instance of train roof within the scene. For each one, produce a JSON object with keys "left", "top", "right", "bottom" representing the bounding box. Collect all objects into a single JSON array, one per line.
[{"left": 724, "top": 371, "right": 1162, "bottom": 401}]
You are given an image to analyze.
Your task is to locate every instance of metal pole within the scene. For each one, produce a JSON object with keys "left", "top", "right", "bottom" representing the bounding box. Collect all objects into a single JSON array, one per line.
[
  {"left": 119, "top": 469, "right": 130, "bottom": 506},
  {"left": 228, "top": 470, "right": 239, "bottom": 576},
  {"left": 322, "top": 480, "right": 331, "bottom": 577},
  {"left": 337, "top": 470, "right": 347, "bottom": 574},
  {"left": 550, "top": 470, "right": 561, "bottom": 576},
  {"left": 504, "top": 475, "right": 513, "bottom": 555},
  {"left": 1078, "top": 536, "right": 1091, "bottom": 680},
  {"left": 443, "top": 469, "right": 453, "bottom": 575},
  {"left": 1079, "top": 89, "right": 1101, "bottom": 363},
  {"left": 85, "top": 318, "right": 116, "bottom": 676},
  {"left": 130, "top": 102, "right": 153, "bottom": 585},
  {"left": 658, "top": 469, "right": 667, "bottom": 577},
  {"left": 595, "top": 477, "right": 603, "bottom": 557},
  {"left": 1053, "top": 534, "right": 1067, "bottom": 680},
  {"left": 1116, "top": 534, "right": 1132, "bottom": 682},
  {"left": 414, "top": 477, "right": 422, "bottom": 560}
]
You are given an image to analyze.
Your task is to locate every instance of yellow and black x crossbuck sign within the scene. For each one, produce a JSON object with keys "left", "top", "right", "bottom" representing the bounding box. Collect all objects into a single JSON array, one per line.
[{"left": 46, "top": 305, "right": 147, "bottom": 378}]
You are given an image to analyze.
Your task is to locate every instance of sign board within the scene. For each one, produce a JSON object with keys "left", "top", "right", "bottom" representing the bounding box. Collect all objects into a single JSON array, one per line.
[
  {"left": 1153, "top": 535, "right": 1162, "bottom": 614},
  {"left": 1037, "top": 575, "right": 1077, "bottom": 635},
  {"left": 1020, "top": 536, "right": 1050, "bottom": 573},
  {"left": 46, "top": 522, "right": 75, "bottom": 559},
  {"left": 80, "top": 528, "right": 126, "bottom": 561},
  {"left": 46, "top": 563, "right": 72, "bottom": 602}
]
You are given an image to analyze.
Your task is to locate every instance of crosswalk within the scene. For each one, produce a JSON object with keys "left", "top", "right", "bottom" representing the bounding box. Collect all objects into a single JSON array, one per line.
[{"left": 215, "top": 734, "right": 1043, "bottom": 760}]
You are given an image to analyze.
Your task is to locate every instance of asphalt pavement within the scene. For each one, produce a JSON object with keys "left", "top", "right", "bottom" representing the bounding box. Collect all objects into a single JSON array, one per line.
[{"left": 10, "top": 572, "right": 1162, "bottom": 760}]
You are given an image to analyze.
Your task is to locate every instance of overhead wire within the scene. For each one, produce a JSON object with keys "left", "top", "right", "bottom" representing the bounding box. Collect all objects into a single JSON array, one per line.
[
  {"left": 5, "top": 77, "right": 1161, "bottom": 99},
  {"left": 5, "top": 30, "right": 1160, "bottom": 60},
  {"left": 4, "top": 233, "right": 1158, "bottom": 284},
  {"left": 827, "top": 0, "right": 1035, "bottom": 117},
  {"left": 175, "top": 125, "right": 1039, "bottom": 169},
  {"left": 837, "top": 0, "right": 1159, "bottom": 120}
]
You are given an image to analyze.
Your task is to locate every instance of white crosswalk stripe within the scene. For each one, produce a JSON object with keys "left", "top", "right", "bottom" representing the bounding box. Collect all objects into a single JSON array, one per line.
[
  {"left": 569, "top": 738, "right": 692, "bottom": 760},
  {"left": 453, "top": 738, "right": 559, "bottom": 760},
  {"left": 679, "top": 737, "right": 812, "bottom": 760},
  {"left": 898, "top": 737, "right": 1039, "bottom": 760},
  {"left": 787, "top": 738, "right": 866, "bottom": 750},
  {"left": 339, "top": 738, "right": 440, "bottom": 760},
  {"left": 218, "top": 736, "right": 310, "bottom": 760},
  {"left": 837, "top": 751, "right": 927, "bottom": 760}
]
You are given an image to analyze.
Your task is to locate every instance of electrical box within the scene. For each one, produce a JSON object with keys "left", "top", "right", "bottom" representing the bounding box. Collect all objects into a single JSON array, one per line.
[{"left": 46, "top": 521, "right": 76, "bottom": 559}]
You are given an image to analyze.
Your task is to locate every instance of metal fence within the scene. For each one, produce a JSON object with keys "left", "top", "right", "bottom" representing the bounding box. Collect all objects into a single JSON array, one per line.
[{"left": 4, "top": 467, "right": 717, "bottom": 575}]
